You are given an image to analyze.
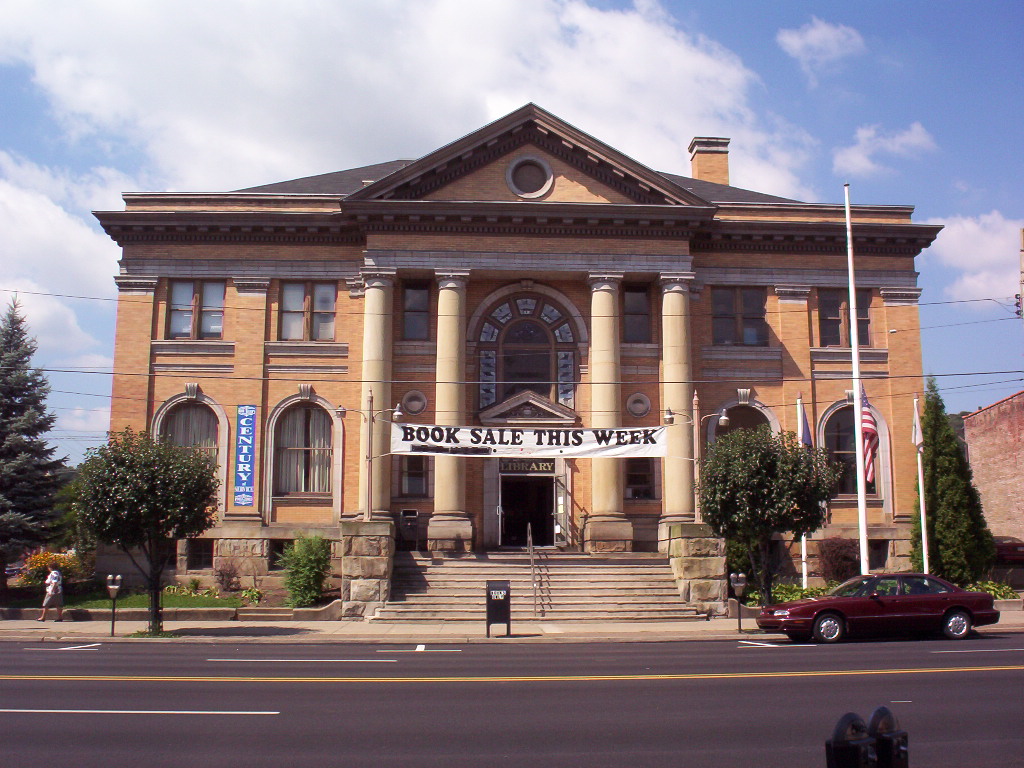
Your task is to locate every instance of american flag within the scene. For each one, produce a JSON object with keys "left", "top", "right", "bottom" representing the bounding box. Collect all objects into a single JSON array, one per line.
[{"left": 861, "top": 391, "right": 879, "bottom": 483}]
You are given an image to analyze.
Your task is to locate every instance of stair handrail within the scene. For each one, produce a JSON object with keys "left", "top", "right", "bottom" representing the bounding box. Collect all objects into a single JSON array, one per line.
[{"left": 526, "top": 522, "right": 538, "bottom": 618}]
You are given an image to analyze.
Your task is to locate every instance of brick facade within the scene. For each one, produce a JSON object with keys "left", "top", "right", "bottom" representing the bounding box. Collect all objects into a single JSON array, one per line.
[{"left": 964, "top": 391, "right": 1024, "bottom": 540}]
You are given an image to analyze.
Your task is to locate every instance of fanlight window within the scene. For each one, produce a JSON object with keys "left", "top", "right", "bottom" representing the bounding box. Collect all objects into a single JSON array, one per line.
[
  {"left": 161, "top": 403, "right": 218, "bottom": 464},
  {"left": 824, "top": 406, "right": 876, "bottom": 496},
  {"left": 477, "top": 293, "right": 578, "bottom": 408}
]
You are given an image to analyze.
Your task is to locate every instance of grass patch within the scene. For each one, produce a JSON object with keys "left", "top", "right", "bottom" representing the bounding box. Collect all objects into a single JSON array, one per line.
[
  {"left": 1, "top": 584, "right": 240, "bottom": 609},
  {"left": 127, "top": 630, "right": 180, "bottom": 638}
]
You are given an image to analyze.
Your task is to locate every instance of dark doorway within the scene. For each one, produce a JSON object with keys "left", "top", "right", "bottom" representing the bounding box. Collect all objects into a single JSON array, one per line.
[{"left": 500, "top": 476, "right": 554, "bottom": 547}]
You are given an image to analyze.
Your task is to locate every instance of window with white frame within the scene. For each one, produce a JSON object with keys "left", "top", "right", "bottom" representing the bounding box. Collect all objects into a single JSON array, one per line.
[
  {"left": 168, "top": 280, "right": 225, "bottom": 339},
  {"left": 279, "top": 281, "right": 336, "bottom": 341},
  {"left": 273, "top": 404, "right": 333, "bottom": 495}
]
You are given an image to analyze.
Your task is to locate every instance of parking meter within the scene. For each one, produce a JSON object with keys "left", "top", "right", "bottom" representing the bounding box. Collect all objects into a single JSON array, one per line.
[
  {"left": 729, "top": 572, "right": 747, "bottom": 633},
  {"left": 868, "top": 707, "right": 908, "bottom": 768},
  {"left": 825, "top": 712, "right": 878, "bottom": 768},
  {"left": 106, "top": 574, "right": 123, "bottom": 637}
]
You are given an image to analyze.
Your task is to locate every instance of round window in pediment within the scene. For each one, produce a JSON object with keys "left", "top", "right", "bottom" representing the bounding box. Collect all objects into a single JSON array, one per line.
[{"left": 507, "top": 156, "right": 554, "bottom": 198}]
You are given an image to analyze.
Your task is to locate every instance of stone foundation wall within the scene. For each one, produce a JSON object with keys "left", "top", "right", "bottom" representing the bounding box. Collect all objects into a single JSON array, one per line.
[
  {"left": 340, "top": 520, "right": 395, "bottom": 618},
  {"left": 668, "top": 523, "right": 726, "bottom": 611}
]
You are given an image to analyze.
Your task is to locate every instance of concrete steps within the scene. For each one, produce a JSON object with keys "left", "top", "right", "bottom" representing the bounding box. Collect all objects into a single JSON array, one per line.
[{"left": 374, "top": 551, "right": 702, "bottom": 622}]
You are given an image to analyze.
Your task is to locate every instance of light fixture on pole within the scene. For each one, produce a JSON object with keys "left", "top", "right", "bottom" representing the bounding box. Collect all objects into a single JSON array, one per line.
[
  {"left": 666, "top": 396, "right": 729, "bottom": 522},
  {"left": 351, "top": 391, "right": 403, "bottom": 523}
]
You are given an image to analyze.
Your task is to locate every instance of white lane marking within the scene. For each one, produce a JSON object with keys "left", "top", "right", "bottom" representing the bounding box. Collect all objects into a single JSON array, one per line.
[
  {"left": 415, "top": 644, "right": 426, "bottom": 652},
  {"left": 0, "top": 709, "right": 278, "bottom": 716},
  {"left": 931, "top": 648, "right": 1024, "bottom": 654},
  {"left": 739, "top": 640, "right": 816, "bottom": 648},
  {"left": 891, "top": 700, "right": 913, "bottom": 704},
  {"left": 24, "top": 644, "right": 101, "bottom": 651},
  {"left": 380, "top": 648, "right": 463, "bottom": 653},
  {"left": 207, "top": 658, "right": 397, "bottom": 663}
]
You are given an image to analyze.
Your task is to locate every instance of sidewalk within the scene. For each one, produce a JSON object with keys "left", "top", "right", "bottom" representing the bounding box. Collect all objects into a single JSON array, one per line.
[{"left": 3, "top": 610, "right": 1023, "bottom": 644}]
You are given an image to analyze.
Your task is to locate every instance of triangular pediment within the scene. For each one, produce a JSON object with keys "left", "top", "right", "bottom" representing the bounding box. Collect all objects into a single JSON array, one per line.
[
  {"left": 347, "top": 104, "right": 712, "bottom": 208},
  {"left": 479, "top": 390, "right": 578, "bottom": 426}
]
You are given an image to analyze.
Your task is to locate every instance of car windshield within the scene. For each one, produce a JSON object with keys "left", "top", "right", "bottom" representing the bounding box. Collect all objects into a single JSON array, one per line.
[{"left": 826, "top": 576, "right": 873, "bottom": 598}]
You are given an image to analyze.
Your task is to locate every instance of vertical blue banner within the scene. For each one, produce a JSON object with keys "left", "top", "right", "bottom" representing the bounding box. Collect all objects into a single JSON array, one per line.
[{"left": 233, "top": 405, "right": 257, "bottom": 506}]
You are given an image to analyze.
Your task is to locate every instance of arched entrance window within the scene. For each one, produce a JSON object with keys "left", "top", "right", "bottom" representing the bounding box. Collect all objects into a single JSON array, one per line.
[
  {"left": 823, "top": 406, "right": 876, "bottom": 495},
  {"left": 273, "top": 404, "right": 332, "bottom": 495},
  {"left": 477, "top": 293, "right": 577, "bottom": 408},
  {"left": 161, "top": 402, "right": 218, "bottom": 464},
  {"left": 714, "top": 404, "right": 770, "bottom": 439}
]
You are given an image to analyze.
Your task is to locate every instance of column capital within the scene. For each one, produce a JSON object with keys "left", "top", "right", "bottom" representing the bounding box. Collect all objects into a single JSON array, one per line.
[
  {"left": 435, "top": 270, "right": 470, "bottom": 290},
  {"left": 114, "top": 275, "right": 158, "bottom": 294},
  {"left": 588, "top": 273, "right": 624, "bottom": 291},
  {"left": 360, "top": 269, "right": 397, "bottom": 290},
  {"left": 659, "top": 272, "right": 696, "bottom": 293}
]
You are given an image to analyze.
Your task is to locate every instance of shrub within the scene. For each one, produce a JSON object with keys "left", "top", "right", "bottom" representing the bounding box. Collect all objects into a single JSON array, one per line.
[
  {"left": 279, "top": 535, "right": 332, "bottom": 608},
  {"left": 17, "top": 549, "right": 90, "bottom": 586},
  {"left": 744, "top": 582, "right": 833, "bottom": 605},
  {"left": 817, "top": 537, "right": 860, "bottom": 583},
  {"left": 241, "top": 586, "right": 264, "bottom": 605},
  {"left": 214, "top": 559, "right": 241, "bottom": 592},
  {"left": 966, "top": 581, "right": 1019, "bottom": 600}
]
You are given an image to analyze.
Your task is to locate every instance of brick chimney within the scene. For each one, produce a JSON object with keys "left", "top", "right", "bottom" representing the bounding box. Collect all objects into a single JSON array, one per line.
[{"left": 688, "top": 137, "right": 730, "bottom": 186}]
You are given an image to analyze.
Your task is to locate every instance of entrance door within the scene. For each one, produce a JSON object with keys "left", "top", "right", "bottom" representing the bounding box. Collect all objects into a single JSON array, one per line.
[{"left": 500, "top": 476, "right": 554, "bottom": 547}]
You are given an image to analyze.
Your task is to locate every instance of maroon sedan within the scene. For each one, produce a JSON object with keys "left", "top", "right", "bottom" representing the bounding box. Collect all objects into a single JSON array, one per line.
[{"left": 756, "top": 573, "right": 999, "bottom": 643}]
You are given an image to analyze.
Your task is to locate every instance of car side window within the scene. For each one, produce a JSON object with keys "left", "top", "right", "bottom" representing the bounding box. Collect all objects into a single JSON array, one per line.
[
  {"left": 903, "top": 576, "right": 950, "bottom": 594},
  {"left": 874, "top": 578, "right": 900, "bottom": 596}
]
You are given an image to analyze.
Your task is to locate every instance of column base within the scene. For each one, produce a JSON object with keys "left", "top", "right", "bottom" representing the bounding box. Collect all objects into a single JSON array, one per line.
[
  {"left": 585, "top": 519, "right": 634, "bottom": 553},
  {"left": 340, "top": 520, "right": 395, "bottom": 618},
  {"left": 427, "top": 517, "right": 474, "bottom": 552}
]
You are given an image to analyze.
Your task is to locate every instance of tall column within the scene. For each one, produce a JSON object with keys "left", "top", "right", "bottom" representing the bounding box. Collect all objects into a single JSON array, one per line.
[
  {"left": 660, "top": 273, "right": 696, "bottom": 548},
  {"left": 588, "top": 273, "right": 631, "bottom": 552},
  {"left": 359, "top": 270, "right": 395, "bottom": 519},
  {"left": 428, "top": 271, "right": 473, "bottom": 552}
]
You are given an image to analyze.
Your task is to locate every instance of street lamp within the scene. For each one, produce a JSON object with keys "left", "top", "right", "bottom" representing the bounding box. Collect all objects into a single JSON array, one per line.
[
  {"left": 340, "top": 392, "right": 402, "bottom": 522},
  {"left": 664, "top": 397, "right": 729, "bottom": 522}
]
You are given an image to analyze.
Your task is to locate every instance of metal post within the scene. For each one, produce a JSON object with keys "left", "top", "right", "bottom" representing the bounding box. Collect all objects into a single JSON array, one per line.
[{"left": 364, "top": 390, "right": 373, "bottom": 522}]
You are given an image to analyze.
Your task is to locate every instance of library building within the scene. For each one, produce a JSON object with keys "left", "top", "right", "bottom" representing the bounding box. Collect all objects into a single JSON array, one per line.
[{"left": 96, "top": 104, "right": 940, "bottom": 617}]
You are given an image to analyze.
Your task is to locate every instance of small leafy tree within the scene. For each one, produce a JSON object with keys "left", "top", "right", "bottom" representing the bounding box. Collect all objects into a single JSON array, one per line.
[
  {"left": 0, "top": 300, "right": 66, "bottom": 594},
  {"left": 72, "top": 428, "right": 218, "bottom": 632},
  {"left": 700, "top": 425, "right": 842, "bottom": 606},
  {"left": 911, "top": 378, "right": 995, "bottom": 583},
  {"left": 280, "top": 534, "right": 332, "bottom": 608}
]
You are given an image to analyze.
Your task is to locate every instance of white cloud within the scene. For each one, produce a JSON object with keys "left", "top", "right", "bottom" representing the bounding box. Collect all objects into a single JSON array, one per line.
[
  {"left": 57, "top": 406, "right": 111, "bottom": 436},
  {"left": 832, "top": 122, "right": 937, "bottom": 177},
  {"left": 923, "top": 211, "right": 1024, "bottom": 303},
  {"left": 776, "top": 16, "right": 865, "bottom": 87},
  {"left": 0, "top": 0, "right": 815, "bottom": 199}
]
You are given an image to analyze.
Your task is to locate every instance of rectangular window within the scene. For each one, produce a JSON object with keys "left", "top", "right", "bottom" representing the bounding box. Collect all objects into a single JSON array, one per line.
[
  {"left": 279, "top": 282, "right": 336, "bottom": 341},
  {"left": 622, "top": 286, "right": 651, "bottom": 343},
  {"left": 186, "top": 539, "right": 214, "bottom": 570},
  {"left": 402, "top": 283, "right": 429, "bottom": 340},
  {"left": 625, "top": 458, "right": 656, "bottom": 500},
  {"left": 711, "top": 287, "right": 768, "bottom": 346},
  {"left": 400, "top": 456, "right": 429, "bottom": 497},
  {"left": 168, "top": 280, "right": 225, "bottom": 339},
  {"left": 818, "top": 289, "right": 871, "bottom": 347}
]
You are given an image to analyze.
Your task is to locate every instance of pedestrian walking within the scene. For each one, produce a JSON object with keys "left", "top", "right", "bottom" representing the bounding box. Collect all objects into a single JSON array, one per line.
[{"left": 38, "top": 562, "right": 63, "bottom": 621}]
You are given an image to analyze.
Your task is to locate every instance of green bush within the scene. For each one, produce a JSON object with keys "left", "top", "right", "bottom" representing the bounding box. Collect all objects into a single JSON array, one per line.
[
  {"left": 279, "top": 535, "right": 332, "bottom": 608},
  {"left": 966, "top": 581, "right": 1019, "bottom": 600},
  {"left": 744, "top": 582, "right": 834, "bottom": 606}
]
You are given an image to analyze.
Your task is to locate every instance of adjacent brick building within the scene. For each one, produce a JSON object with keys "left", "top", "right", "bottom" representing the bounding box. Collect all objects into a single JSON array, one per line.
[
  {"left": 964, "top": 390, "right": 1024, "bottom": 541},
  {"left": 95, "top": 105, "right": 941, "bottom": 605}
]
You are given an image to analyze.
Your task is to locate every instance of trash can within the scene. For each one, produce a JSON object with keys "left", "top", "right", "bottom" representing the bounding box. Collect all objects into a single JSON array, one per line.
[{"left": 398, "top": 509, "right": 420, "bottom": 551}]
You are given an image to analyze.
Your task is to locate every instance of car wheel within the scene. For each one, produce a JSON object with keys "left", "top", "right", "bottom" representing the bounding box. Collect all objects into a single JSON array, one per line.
[
  {"left": 812, "top": 613, "right": 845, "bottom": 643},
  {"left": 942, "top": 609, "right": 972, "bottom": 640}
]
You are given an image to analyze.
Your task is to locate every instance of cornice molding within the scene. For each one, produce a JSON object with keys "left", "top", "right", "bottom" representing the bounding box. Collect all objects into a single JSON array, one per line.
[{"left": 114, "top": 275, "right": 158, "bottom": 293}]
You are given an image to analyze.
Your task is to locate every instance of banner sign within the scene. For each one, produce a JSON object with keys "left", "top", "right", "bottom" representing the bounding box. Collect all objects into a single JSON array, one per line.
[
  {"left": 391, "top": 424, "right": 666, "bottom": 458},
  {"left": 233, "top": 405, "right": 257, "bottom": 506}
]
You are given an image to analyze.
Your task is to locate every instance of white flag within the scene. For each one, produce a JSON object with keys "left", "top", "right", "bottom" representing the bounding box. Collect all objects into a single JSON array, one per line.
[{"left": 911, "top": 404, "right": 924, "bottom": 452}]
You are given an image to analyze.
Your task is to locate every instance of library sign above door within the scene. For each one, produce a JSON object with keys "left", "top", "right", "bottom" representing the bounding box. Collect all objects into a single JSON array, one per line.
[{"left": 391, "top": 424, "right": 666, "bottom": 458}]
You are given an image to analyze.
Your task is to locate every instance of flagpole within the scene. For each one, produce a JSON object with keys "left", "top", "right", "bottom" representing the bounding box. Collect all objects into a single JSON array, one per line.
[
  {"left": 797, "top": 393, "right": 808, "bottom": 588},
  {"left": 914, "top": 395, "right": 930, "bottom": 573},
  {"left": 845, "top": 184, "right": 870, "bottom": 575}
]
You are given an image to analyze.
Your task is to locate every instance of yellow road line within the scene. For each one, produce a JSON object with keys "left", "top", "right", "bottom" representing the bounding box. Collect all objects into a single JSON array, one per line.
[{"left": 1, "top": 665, "right": 1022, "bottom": 684}]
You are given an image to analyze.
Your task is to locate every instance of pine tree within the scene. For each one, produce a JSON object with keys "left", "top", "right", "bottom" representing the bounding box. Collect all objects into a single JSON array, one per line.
[
  {"left": 0, "top": 299, "right": 66, "bottom": 591},
  {"left": 910, "top": 377, "right": 995, "bottom": 583}
]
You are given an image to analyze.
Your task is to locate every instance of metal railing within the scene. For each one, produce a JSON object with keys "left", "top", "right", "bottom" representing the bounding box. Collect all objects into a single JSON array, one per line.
[{"left": 526, "top": 522, "right": 538, "bottom": 618}]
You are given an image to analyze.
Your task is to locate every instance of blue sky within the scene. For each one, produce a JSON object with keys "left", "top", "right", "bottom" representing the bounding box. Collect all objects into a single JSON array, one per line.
[{"left": 0, "top": 0, "right": 1021, "bottom": 463}]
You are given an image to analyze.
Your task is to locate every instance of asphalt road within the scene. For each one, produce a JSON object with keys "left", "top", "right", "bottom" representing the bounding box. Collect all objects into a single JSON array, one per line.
[{"left": 2, "top": 634, "right": 1022, "bottom": 767}]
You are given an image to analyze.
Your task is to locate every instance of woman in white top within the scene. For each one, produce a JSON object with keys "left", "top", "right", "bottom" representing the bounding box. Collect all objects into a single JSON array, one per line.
[{"left": 38, "top": 563, "right": 63, "bottom": 621}]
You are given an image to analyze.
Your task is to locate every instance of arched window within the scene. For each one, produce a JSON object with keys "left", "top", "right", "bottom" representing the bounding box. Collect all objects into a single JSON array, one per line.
[
  {"left": 477, "top": 293, "right": 577, "bottom": 408},
  {"left": 714, "top": 405, "right": 770, "bottom": 439},
  {"left": 161, "top": 402, "right": 218, "bottom": 464},
  {"left": 274, "top": 404, "right": 332, "bottom": 495},
  {"left": 824, "top": 406, "right": 876, "bottom": 496}
]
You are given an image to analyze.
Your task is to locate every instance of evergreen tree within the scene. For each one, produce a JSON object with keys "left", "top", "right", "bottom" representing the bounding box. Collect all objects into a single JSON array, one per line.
[
  {"left": 910, "top": 377, "right": 995, "bottom": 583},
  {"left": 0, "top": 300, "right": 65, "bottom": 592}
]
